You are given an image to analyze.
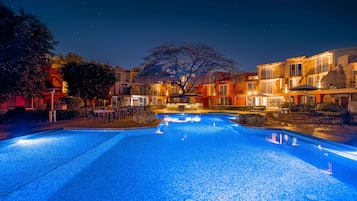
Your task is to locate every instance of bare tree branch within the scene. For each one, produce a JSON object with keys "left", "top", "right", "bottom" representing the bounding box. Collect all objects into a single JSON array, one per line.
[{"left": 136, "top": 43, "right": 240, "bottom": 94}]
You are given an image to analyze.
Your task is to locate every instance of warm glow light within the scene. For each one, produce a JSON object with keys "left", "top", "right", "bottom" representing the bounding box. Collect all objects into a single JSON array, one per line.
[
  {"left": 164, "top": 115, "right": 201, "bottom": 123},
  {"left": 317, "top": 145, "right": 357, "bottom": 161},
  {"left": 13, "top": 137, "right": 56, "bottom": 147}
]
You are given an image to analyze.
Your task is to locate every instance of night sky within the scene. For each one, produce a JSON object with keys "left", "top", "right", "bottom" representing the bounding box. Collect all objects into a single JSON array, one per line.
[{"left": 3, "top": 0, "right": 357, "bottom": 72}]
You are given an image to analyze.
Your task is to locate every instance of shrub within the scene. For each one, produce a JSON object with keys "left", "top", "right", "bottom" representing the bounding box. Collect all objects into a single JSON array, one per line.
[
  {"left": 238, "top": 113, "right": 267, "bottom": 126},
  {"left": 133, "top": 110, "right": 156, "bottom": 124},
  {"left": 56, "top": 110, "right": 81, "bottom": 120},
  {"left": 316, "top": 102, "right": 344, "bottom": 112},
  {"left": 3, "top": 107, "right": 26, "bottom": 121},
  {"left": 59, "top": 96, "right": 84, "bottom": 111}
]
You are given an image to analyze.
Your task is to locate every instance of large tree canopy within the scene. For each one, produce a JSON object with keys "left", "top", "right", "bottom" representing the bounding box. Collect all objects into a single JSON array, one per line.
[
  {"left": 321, "top": 70, "right": 346, "bottom": 89},
  {"left": 0, "top": 3, "right": 57, "bottom": 102},
  {"left": 61, "top": 62, "right": 115, "bottom": 106},
  {"left": 52, "top": 52, "right": 85, "bottom": 68},
  {"left": 136, "top": 43, "right": 240, "bottom": 94}
]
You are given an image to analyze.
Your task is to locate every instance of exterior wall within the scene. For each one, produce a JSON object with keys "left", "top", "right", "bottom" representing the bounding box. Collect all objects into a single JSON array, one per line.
[
  {"left": 304, "top": 51, "right": 333, "bottom": 88},
  {"left": 256, "top": 62, "right": 285, "bottom": 107},
  {"left": 111, "top": 67, "right": 150, "bottom": 107},
  {"left": 250, "top": 47, "right": 357, "bottom": 108},
  {"left": 285, "top": 57, "right": 305, "bottom": 89},
  {"left": 245, "top": 73, "right": 259, "bottom": 106},
  {"left": 194, "top": 72, "right": 255, "bottom": 108}
]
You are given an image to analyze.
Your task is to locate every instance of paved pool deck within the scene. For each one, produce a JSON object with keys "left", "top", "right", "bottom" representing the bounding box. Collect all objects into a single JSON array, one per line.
[{"left": 0, "top": 109, "right": 356, "bottom": 147}]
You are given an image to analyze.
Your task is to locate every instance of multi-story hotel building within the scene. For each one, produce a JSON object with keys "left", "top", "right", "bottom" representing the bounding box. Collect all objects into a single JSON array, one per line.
[
  {"left": 255, "top": 47, "right": 357, "bottom": 110},
  {"left": 110, "top": 47, "right": 357, "bottom": 112},
  {"left": 110, "top": 67, "right": 150, "bottom": 107}
]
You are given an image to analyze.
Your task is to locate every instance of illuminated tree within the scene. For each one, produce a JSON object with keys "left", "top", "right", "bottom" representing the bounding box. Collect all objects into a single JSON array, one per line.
[
  {"left": 52, "top": 52, "right": 85, "bottom": 68},
  {"left": 61, "top": 62, "right": 115, "bottom": 107},
  {"left": 136, "top": 43, "right": 240, "bottom": 94},
  {"left": 0, "top": 3, "right": 57, "bottom": 102}
]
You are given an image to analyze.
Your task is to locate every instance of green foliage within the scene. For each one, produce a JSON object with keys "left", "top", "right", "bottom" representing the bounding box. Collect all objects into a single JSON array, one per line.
[
  {"left": 0, "top": 3, "right": 57, "bottom": 102},
  {"left": 137, "top": 43, "right": 239, "bottom": 94},
  {"left": 52, "top": 52, "right": 84, "bottom": 68},
  {"left": 3, "top": 107, "right": 26, "bottom": 120},
  {"left": 316, "top": 102, "right": 344, "bottom": 112},
  {"left": 61, "top": 62, "right": 116, "bottom": 105},
  {"left": 59, "top": 96, "right": 84, "bottom": 111}
]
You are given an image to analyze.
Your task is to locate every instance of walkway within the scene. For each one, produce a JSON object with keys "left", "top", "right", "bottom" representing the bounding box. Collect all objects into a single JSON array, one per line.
[{"left": 264, "top": 112, "right": 357, "bottom": 147}]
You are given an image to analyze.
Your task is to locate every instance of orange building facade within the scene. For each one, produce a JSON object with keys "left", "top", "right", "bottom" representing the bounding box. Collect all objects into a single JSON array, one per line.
[
  {"left": 3, "top": 47, "right": 357, "bottom": 113},
  {"left": 0, "top": 66, "right": 67, "bottom": 110}
]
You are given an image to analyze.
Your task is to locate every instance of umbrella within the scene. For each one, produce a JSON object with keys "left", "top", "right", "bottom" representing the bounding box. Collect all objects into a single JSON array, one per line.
[{"left": 289, "top": 84, "right": 318, "bottom": 105}]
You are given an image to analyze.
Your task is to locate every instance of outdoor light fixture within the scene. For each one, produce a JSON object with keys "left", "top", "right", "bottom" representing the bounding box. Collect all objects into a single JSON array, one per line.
[{"left": 12, "top": 137, "right": 58, "bottom": 147}]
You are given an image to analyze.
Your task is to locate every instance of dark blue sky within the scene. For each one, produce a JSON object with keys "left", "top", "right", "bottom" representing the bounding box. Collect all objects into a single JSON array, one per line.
[{"left": 3, "top": 0, "right": 357, "bottom": 72}]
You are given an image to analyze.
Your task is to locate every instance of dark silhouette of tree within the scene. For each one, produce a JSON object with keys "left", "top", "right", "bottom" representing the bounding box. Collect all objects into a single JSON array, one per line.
[
  {"left": 136, "top": 43, "right": 240, "bottom": 94},
  {"left": 61, "top": 62, "right": 116, "bottom": 107},
  {"left": 321, "top": 70, "right": 346, "bottom": 89},
  {"left": 0, "top": 3, "right": 57, "bottom": 102}
]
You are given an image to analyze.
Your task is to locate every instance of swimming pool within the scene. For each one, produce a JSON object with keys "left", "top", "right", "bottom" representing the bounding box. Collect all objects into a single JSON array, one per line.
[{"left": 1, "top": 113, "right": 356, "bottom": 200}]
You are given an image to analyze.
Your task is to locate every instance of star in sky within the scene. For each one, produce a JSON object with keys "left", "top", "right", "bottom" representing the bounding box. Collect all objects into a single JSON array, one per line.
[{"left": 3, "top": 0, "right": 357, "bottom": 72}]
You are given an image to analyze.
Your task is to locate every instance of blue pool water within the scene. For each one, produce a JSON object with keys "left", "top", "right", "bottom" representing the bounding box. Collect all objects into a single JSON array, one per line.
[{"left": 1, "top": 113, "right": 357, "bottom": 200}]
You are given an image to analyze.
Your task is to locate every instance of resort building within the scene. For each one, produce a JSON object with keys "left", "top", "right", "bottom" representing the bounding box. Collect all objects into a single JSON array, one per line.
[
  {"left": 196, "top": 72, "right": 257, "bottom": 109},
  {"left": 0, "top": 66, "right": 67, "bottom": 110},
  {"left": 110, "top": 67, "right": 149, "bottom": 107},
  {"left": 2, "top": 46, "right": 357, "bottom": 114},
  {"left": 113, "top": 46, "right": 357, "bottom": 112},
  {"left": 255, "top": 47, "right": 357, "bottom": 110}
]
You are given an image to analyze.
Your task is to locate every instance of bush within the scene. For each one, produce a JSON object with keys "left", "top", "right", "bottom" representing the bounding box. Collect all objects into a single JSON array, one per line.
[
  {"left": 133, "top": 110, "right": 156, "bottom": 124},
  {"left": 31, "top": 109, "right": 47, "bottom": 120},
  {"left": 238, "top": 113, "right": 267, "bottom": 126},
  {"left": 56, "top": 110, "right": 81, "bottom": 120},
  {"left": 316, "top": 102, "right": 344, "bottom": 112},
  {"left": 3, "top": 107, "right": 26, "bottom": 121},
  {"left": 59, "top": 96, "right": 84, "bottom": 111}
]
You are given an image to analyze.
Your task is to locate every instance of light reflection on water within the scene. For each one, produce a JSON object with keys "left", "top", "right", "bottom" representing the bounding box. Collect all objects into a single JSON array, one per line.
[
  {"left": 1, "top": 113, "right": 356, "bottom": 200},
  {"left": 158, "top": 113, "right": 357, "bottom": 187}
]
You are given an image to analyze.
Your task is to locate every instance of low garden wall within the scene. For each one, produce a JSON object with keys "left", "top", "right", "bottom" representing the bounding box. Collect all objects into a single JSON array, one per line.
[{"left": 280, "top": 112, "right": 347, "bottom": 124}]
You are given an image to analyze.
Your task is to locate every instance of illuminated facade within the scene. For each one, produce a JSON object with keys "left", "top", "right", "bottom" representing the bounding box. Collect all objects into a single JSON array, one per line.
[
  {"left": 196, "top": 72, "right": 256, "bottom": 108},
  {"left": 256, "top": 47, "right": 357, "bottom": 109},
  {"left": 110, "top": 67, "right": 149, "bottom": 107},
  {"left": 0, "top": 66, "right": 67, "bottom": 110}
]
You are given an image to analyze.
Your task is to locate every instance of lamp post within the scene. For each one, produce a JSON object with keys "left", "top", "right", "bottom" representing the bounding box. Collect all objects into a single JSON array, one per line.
[{"left": 46, "top": 88, "right": 60, "bottom": 122}]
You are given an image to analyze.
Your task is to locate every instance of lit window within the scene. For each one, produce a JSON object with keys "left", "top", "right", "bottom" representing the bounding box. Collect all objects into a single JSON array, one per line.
[
  {"left": 261, "top": 67, "right": 272, "bottom": 79},
  {"left": 219, "top": 85, "right": 228, "bottom": 95},
  {"left": 290, "top": 64, "right": 302, "bottom": 76},
  {"left": 261, "top": 81, "right": 273, "bottom": 94},
  {"left": 247, "top": 82, "right": 257, "bottom": 91},
  {"left": 315, "top": 56, "right": 330, "bottom": 73}
]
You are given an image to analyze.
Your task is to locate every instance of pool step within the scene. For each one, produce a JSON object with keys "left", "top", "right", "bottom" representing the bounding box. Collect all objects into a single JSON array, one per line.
[{"left": 3, "top": 133, "right": 125, "bottom": 201}]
